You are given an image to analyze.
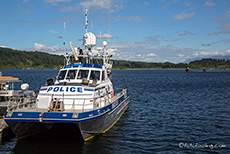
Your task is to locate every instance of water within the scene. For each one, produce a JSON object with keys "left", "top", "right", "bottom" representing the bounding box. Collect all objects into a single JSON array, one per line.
[{"left": 0, "top": 69, "right": 230, "bottom": 153}]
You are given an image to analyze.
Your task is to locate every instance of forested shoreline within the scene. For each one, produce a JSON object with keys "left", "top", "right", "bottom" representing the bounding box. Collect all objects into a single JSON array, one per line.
[{"left": 1, "top": 47, "right": 230, "bottom": 69}]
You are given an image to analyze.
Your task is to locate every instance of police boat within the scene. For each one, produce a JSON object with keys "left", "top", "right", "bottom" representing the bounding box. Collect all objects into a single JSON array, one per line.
[{"left": 4, "top": 10, "right": 129, "bottom": 141}]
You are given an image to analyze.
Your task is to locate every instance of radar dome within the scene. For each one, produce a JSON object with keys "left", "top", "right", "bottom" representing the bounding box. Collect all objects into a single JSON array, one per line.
[{"left": 83, "top": 32, "right": 96, "bottom": 48}]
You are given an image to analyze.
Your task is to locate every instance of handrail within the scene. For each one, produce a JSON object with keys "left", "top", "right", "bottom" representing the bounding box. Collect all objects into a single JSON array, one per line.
[{"left": 7, "top": 88, "right": 127, "bottom": 113}]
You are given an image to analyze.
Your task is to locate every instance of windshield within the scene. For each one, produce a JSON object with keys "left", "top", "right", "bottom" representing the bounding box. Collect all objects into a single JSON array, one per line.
[
  {"left": 90, "top": 70, "right": 100, "bottom": 80},
  {"left": 77, "top": 70, "right": 89, "bottom": 79},
  {"left": 66, "top": 70, "right": 77, "bottom": 80},
  {"left": 58, "top": 70, "right": 67, "bottom": 80}
]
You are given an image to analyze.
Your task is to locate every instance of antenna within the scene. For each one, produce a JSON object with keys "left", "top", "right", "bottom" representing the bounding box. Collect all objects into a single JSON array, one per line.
[
  {"left": 108, "top": 4, "right": 112, "bottom": 75},
  {"left": 100, "top": 31, "right": 101, "bottom": 47},
  {"left": 108, "top": 6, "right": 110, "bottom": 49},
  {"left": 85, "top": 9, "right": 89, "bottom": 33},
  {"left": 63, "top": 22, "right": 66, "bottom": 66}
]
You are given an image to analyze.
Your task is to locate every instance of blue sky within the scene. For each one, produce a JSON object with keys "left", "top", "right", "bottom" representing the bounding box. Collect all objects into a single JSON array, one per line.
[{"left": 1, "top": 0, "right": 230, "bottom": 63}]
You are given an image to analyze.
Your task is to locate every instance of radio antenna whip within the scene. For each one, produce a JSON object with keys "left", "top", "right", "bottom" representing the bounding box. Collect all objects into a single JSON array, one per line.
[
  {"left": 63, "top": 22, "right": 66, "bottom": 66},
  {"left": 85, "top": 9, "right": 89, "bottom": 33},
  {"left": 108, "top": 4, "right": 112, "bottom": 75}
]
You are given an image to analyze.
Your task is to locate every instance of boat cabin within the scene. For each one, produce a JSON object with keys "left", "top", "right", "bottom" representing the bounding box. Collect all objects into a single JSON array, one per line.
[
  {"left": 55, "top": 64, "right": 108, "bottom": 86},
  {"left": 36, "top": 63, "right": 114, "bottom": 112}
]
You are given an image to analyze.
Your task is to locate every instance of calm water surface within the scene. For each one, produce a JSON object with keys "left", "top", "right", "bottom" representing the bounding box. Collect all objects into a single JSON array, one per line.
[{"left": 0, "top": 69, "right": 229, "bottom": 154}]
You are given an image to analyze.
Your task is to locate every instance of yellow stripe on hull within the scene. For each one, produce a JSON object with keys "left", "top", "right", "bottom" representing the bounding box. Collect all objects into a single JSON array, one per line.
[
  {"left": 84, "top": 104, "right": 129, "bottom": 142},
  {"left": 102, "top": 105, "right": 129, "bottom": 133}
]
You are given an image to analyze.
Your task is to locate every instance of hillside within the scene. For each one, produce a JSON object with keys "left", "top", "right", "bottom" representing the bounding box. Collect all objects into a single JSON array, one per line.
[
  {"left": 0, "top": 47, "right": 64, "bottom": 69},
  {"left": 189, "top": 58, "right": 230, "bottom": 69},
  {"left": 112, "top": 60, "right": 187, "bottom": 69},
  {"left": 1, "top": 47, "right": 230, "bottom": 69}
]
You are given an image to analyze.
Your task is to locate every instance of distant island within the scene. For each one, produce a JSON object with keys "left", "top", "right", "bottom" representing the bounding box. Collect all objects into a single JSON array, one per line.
[{"left": 1, "top": 47, "right": 230, "bottom": 69}]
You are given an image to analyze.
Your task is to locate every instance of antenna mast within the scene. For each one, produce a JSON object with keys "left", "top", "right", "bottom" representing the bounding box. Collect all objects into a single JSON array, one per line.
[
  {"left": 63, "top": 22, "right": 66, "bottom": 66},
  {"left": 108, "top": 4, "right": 112, "bottom": 76},
  {"left": 108, "top": 6, "right": 110, "bottom": 49},
  {"left": 85, "top": 9, "right": 89, "bottom": 33}
]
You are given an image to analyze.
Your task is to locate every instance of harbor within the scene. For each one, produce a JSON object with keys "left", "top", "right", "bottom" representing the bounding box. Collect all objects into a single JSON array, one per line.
[{"left": 1, "top": 0, "right": 230, "bottom": 153}]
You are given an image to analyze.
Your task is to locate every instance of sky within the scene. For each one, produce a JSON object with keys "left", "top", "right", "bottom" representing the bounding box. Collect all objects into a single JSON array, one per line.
[{"left": 1, "top": 0, "right": 230, "bottom": 63}]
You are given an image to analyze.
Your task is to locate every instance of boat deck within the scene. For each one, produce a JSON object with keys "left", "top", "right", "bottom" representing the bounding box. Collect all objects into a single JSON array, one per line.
[{"left": 6, "top": 89, "right": 127, "bottom": 114}]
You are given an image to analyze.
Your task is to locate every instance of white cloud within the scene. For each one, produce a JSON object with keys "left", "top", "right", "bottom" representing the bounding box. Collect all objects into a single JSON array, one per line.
[
  {"left": 209, "top": 21, "right": 230, "bottom": 35},
  {"left": 33, "top": 43, "right": 62, "bottom": 52},
  {"left": 218, "top": 22, "right": 230, "bottom": 31},
  {"left": 96, "top": 33, "right": 114, "bottom": 39},
  {"left": 143, "top": 2, "right": 150, "bottom": 7},
  {"left": 171, "top": 38, "right": 181, "bottom": 42},
  {"left": 192, "top": 51, "right": 225, "bottom": 57},
  {"left": 114, "top": 15, "right": 146, "bottom": 22},
  {"left": 220, "top": 39, "right": 230, "bottom": 43},
  {"left": 81, "top": 0, "right": 124, "bottom": 12},
  {"left": 59, "top": 5, "right": 79, "bottom": 12},
  {"left": 43, "top": 0, "right": 72, "bottom": 5},
  {"left": 177, "top": 54, "right": 184, "bottom": 57},
  {"left": 107, "top": 48, "right": 120, "bottom": 55},
  {"left": 208, "top": 31, "right": 230, "bottom": 36},
  {"left": 60, "top": 0, "right": 125, "bottom": 12},
  {"left": 112, "top": 53, "right": 160, "bottom": 62},
  {"left": 212, "top": 11, "right": 230, "bottom": 22},
  {"left": 147, "top": 53, "right": 156, "bottom": 57},
  {"left": 80, "top": 0, "right": 110, "bottom": 10},
  {"left": 160, "top": 0, "right": 179, "bottom": 8},
  {"left": 172, "top": 12, "right": 195, "bottom": 20},
  {"left": 205, "top": 0, "right": 216, "bottom": 7},
  {"left": 209, "top": 11, "right": 230, "bottom": 35},
  {"left": 179, "top": 30, "right": 194, "bottom": 36},
  {"left": 22, "top": 0, "right": 29, "bottom": 3},
  {"left": 48, "top": 30, "right": 58, "bottom": 34},
  {"left": 110, "top": 39, "right": 193, "bottom": 63},
  {"left": 184, "top": 2, "right": 191, "bottom": 7},
  {"left": 111, "top": 36, "right": 159, "bottom": 50}
]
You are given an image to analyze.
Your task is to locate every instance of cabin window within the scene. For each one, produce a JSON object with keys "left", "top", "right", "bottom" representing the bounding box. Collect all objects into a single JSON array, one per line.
[
  {"left": 102, "top": 71, "right": 105, "bottom": 81},
  {"left": 58, "top": 70, "right": 67, "bottom": 80},
  {"left": 66, "top": 70, "right": 77, "bottom": 80},
  {"left": 90, "top": 70, "right": 101, "bottom": 80},
  {"left": 77, "top": 70, "right": 89, "bottom": 79}
]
